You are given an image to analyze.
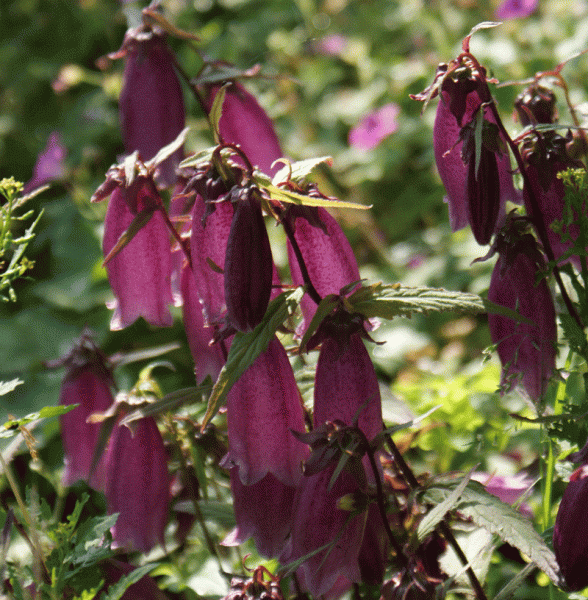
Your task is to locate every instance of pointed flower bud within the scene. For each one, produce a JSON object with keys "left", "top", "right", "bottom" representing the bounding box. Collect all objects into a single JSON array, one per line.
[
  {"left": 102, "top": 178, "right": 174, "bottom": 330},
  {"left": 554, "top": 463, "right": 588, "bottom": 590},
  {"left": 224, "top": 189, "right": 273, "bottom": 331},
  {"left": 201, "top": 81, "right": 283, "bottom": 176},
  {"left": 113, "top": 25, "right": 185, "bottom": 187},
  {"left": 58, "top": 331, "right": 114, "bottom": 490},
  {"left": 104, "top": 416, "right": 169, "bottom": 552},
  {"left": 488, "top": 232, "right": 556, "bottom": 400}
]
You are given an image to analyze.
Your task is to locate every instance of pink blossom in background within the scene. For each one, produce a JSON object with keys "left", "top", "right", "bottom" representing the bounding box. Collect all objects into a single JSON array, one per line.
[
  {"left": 315, "top": 34, "right": 348, "bottom": 56},
  {"left": 348, "top": 103, "right": 400, "bottom": 150},
  {"left": 23, "top": 132, "right": 66, "bottom": 194},
  {"left": 495, "top": 0, "right": 538, "bottom": 19}
]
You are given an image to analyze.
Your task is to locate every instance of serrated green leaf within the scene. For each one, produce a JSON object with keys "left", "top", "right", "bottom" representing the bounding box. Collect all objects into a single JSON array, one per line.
[
  {"left": 560, "top": 312, "right": 588, "bottom": 356},
  {"left": 0, "top": 378, "right": 24, "bottom": 395},
  {"left": 417, "top": 468, "right": 474, "bottom": 541},
  {"left": 421, "top": 479, "right": 561, "bottom": 585},
  {"left": 272, "top": 156, "right": 333, "bottom": 185},
  {"left": 265, "top": 184, "right": 369, "bottom": 210},
  {"left": 101, "top": 564, "right": 157, "bottom": 600},
  {"left": 348, "top": 283, "right": 485, "bottom": 320},
  {"left": 201, "top": 287, "right": 304, "bottom": 429}
]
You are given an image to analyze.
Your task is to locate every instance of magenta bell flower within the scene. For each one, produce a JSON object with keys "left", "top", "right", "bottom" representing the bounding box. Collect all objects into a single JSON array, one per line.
[
  {"left": 223, "top": 336, "right": 308, "bottom": 486},
  {"left": 104, "top": 416, "right": 169, "bottom": 552},
  {"left": 201, "top": 81, "right": 283, "bottom": 176},
  {"left": 488, "top": 240, "right": 556, "bottom": 400},
  {"left": 59, "top": 333, "right": 114, "bottom": 491},
  {"left": 554, "top": 463, "right": 588, "bottom": 591},
  {"left": 286, "top": 317, "right": 386, "bottom": 595},
  {"left": 112, "top": 24, "right": 185, "bottom": 187},
  {"left": 223, "top": 468, "right": 297, "bottom": 559},
  {"left": 432, "top": 68, "right": 518, "bottom": 237},
  {"left": 180, "top": 261, "right": 225, "bottom": 383},
  {"left": 102, "top": 179, "right": 174, "bottom": 330},
  {"left": 286, "top": 205, "right": 361, "bottom": 331}
]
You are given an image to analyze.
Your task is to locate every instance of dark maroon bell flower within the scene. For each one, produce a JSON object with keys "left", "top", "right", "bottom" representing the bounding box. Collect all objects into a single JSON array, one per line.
[
  {"left": 104, "top": 416, "right": 169, "bottom": 552},
  {"left": 112, "top": 23, "right": 185, "bottom": 187},
  {"left": 488, "top": 232, "right": 557, "bottom": 400},
  {"left": 554, "top": 463, "right": 588, "bottom": 590},
  {"left": 58, "top": 331, "right": 114, "bottom": 491},
  {"left": 224, "top": 188, "right": 273, "bottom": 331}
]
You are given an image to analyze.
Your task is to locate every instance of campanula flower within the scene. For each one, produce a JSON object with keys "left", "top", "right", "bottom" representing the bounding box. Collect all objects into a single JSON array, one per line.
[{"left": 348, "top": 103, "right": 400, "bottom": 150}]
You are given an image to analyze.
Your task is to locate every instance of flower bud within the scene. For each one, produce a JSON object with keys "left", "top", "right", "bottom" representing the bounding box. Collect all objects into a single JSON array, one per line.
[
  {"left": 515, "top": 84, "right": 557, "bottom": 126},
  {"left": 488, "top": 238, "right": 556, "bottom": 400},
  {"left": 554, "top": 464, "right": 588, "bottom": 590},
  {"left": 104, "top": 416, "right": 169, "bottom": 552},
  {"left": 224, "top": 191, "right": 273, "bottom": 331}
]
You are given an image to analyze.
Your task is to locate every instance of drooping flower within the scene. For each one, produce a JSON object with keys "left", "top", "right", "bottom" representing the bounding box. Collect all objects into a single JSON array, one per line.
[
  {"left": 221, "top": 336, "right": 308, "bottom": 556},
  {"left": 101, "top": 176, "right": 174, "bottom": 330},
  {"left": 419, "top": 60, "right": 518, "bottom": 237},
  {"left": 286, "top": 204, "right": 361, "bottom": 331},
  {"left": 495, "top": 0, "right": 538, "bottom": 20},
  {"left": 348, "top": 103, "right": 400, "bottom": 150},
  {"left": 23, "top": 132, "right": 66, "bottom": 194},
  {"left": 104, "top": 416, "right": 169, "bottom": 552},
  {"left": 554, "top": 463, "right": 588, "bottom": 590},
  {"left": 111, "top": 23, "right": 185, "bottom": 187},
  {"left": 286, "top": 311, "right": 386, "bottom": 595},
  {"left": 223, "top": 336, "right": 308, "bottom": 486},
  {"left": 58, "top": 331, "right": 113, "bottom": 491},
  {"left": 200, "top": 80, "right": 283, "bottom": 176},
  {"left": 223, "top": 468, "right": 298, "bottom": 559},
  {"left": 488, "top": 231, "right": 556, "bottom": 400}
]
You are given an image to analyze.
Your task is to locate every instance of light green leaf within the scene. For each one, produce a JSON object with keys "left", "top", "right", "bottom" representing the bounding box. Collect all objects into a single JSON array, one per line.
[
  {"left": 102, "top": 208, "right": 153, "bottom": 266},
  {"left": 0, "top": 379, "right": 24, "bottom": 396},
  {"left": 101, "top": 564, "right": 158, "bottom": 600},
  {"left": 145, "top": 127, "right": 189, "bottom": 169},
  {"left": 348, "top": 282, "right": 485, "bottom": 320},
  {"left": 494, "top": 563, "right": 537, "bottom": 600},
  {"left": 421, "top": 477, "right": 561, "bottom": 585},
  {"left": 209, "top": 83, "right": 230, "bottom": 144},
  {"left": 265, "top": 184, "right": 370, "bottom": 210},
  {"left": 272, "top": 156, "right": 334, "bottom": 185},
  {"left": 201, "top": 287, "right": 304, "bottom": 429}
]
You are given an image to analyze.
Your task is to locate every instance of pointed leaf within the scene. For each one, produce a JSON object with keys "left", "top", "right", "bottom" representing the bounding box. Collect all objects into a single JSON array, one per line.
[
  {"left": 209, "top": 84, "right": 230, "bottom": 144},
  {"left": 299, "top": 294, "right": 339, "bottom": 353},
  {"left": 0, "top": 379, "right": 23, "bottom": 396},
  {"left": 348, "top": 282, "right": 485, "bottom": 320},
  {"left": 201, "top": 287, "right": 304, "bottom": 429},
  {"left": 100, "top": 564, "right": 158, "bottom": 600},
  {"left": 102, "top": 208, "right": 154, "bottom": 266},
  {"left": 265, "top": 184, "right": 370, "bottom": 210},
  {"left": 417, "top": 468, "right": 475, "bottom": 541},
  {"left": 142, "top": 8, "right": 200, "bottom": 40},
  {"left": 145, "top": 127, "right": 190, "bottom": 170},
  {"left": 421, "top": 478, "right": 561, "bottom": 585},
  {"left": 1, "top": 405, "right": 77, "bottom": 438},
  {"left": 272, "top": 156, "right": 334, "bottom": 185}
]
